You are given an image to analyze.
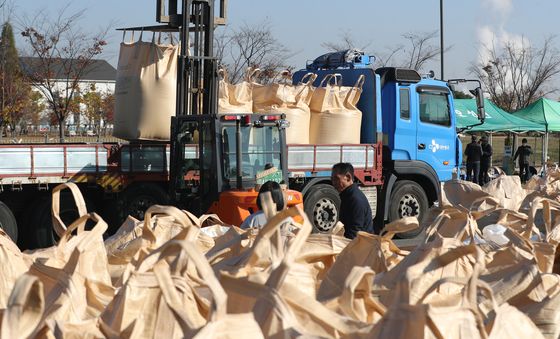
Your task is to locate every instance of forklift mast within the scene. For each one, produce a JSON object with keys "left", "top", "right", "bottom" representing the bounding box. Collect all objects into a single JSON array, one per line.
[
  {"left": 156, "top": 0, "right": 225, "bottom": 116},
  {"left": 155, "top": 1, "right": 292, "bottom": 222}
]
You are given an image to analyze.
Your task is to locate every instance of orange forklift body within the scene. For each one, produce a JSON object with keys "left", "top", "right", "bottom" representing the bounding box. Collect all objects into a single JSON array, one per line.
[{"left": 207, "top": 189, "right": 304, "bottom": 226}]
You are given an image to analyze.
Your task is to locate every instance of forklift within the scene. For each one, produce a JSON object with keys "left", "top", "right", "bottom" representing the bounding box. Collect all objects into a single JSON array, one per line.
[{"left": 148, "top": 0, "right": 302, "bottom": 225}]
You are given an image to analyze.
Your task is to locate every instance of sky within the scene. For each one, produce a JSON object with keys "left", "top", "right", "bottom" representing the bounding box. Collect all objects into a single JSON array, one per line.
[{"left": 6, "top": 0, "right": 560, "bottom": 89}]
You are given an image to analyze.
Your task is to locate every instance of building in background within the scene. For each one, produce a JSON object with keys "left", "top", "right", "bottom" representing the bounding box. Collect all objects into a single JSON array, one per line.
[{"left": 19, "top": 57, "right": 116, "bottom": 134}]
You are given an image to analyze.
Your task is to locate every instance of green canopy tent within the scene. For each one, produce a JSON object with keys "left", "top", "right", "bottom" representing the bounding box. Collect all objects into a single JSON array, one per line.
[
  {"left": 454, "top": 99, "right": 545, "bottom": 132},
  {"left": 455, "top": 99, "right": 544, "bottom": 172},
  {"left": 513, "top": 98, "right": 560, "bottom": 167}
]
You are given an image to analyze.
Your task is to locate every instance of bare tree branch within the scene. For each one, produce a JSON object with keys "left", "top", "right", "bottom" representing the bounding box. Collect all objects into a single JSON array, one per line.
[
  {"left": 321, "top": 30, "right": 372, "bottom": 52},
  {"left": 321, "top": 30, "right": 444, "bottom": 73},
  {"left": 215, "top": 22, "right": 293, "bottom": 84},
  {"left": 471, "top": 35, "right": 560, "bottom": 112},
  {"left": 20, "top": 7, "right": 109, "bottom": 142}
]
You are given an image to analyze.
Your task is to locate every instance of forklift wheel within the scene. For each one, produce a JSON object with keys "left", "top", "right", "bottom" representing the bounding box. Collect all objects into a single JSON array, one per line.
[{"left": 120, "top": 183, "right": 170, "bottom": 221}]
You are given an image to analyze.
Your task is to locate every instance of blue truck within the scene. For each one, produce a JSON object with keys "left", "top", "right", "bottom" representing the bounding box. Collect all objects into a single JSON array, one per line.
[{"left": 288, "top": 50, "right": 485, "bottom": 236}]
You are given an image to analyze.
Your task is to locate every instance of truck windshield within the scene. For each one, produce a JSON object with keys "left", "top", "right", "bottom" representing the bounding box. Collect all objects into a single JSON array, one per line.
[{"left": 222, "top": 125, "right": 282, "bottom": 182}]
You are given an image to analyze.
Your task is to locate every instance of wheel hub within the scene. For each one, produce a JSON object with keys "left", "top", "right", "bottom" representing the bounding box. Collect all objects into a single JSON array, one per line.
[
  {"left": 313, "top": 198, "right": 338, "bottom": 232},
  {"left": 129, "top": 196, "right": 157, "bottom": 220},
  {"left": 398, "top": 194, "right": 420, "bottom": 217}
]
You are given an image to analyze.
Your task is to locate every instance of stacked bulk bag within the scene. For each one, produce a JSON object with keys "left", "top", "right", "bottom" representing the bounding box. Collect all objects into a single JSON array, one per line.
[
  {"left": 113, "top": 32, "right": 179, "bottom": 141},
  {"left": 310, "top": 74, "right": 364, "bottom": 144},
  {"left": 253, "top": 71, "right": 317, "bottom": 144},
  {"left": 218, "top": 68, "right": 258, "bottom": 113}
]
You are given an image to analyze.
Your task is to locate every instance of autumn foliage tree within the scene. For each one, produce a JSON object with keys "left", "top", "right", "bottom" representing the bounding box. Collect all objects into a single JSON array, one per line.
[
  {"left": 102, "top": 93, "right": 114, "bottom": 125},
  {"left": 0, "top": 22, "right": 31, "bottom": 135},
  {"left": 20, "top": 9, "right": 108, "bottom": 142}
]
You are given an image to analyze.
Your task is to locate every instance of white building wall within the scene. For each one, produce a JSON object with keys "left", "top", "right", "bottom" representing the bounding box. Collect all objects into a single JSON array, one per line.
[{"left": 33, "top": 79, "right": 115, "bottom": 128}]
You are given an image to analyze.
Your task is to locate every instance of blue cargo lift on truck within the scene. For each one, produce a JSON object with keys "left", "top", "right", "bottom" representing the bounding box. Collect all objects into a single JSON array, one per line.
[{"left": 289, "top": 50, "right": 485, "bottom": 237}]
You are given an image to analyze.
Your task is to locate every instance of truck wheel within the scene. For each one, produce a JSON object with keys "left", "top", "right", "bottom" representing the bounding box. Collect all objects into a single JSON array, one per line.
[
  {"left": 23, "top": 194, "right": 96, "bottom": 249},
  {"left": 0, "top": 201, "right": 17, "bottom": 242},
  {"left": 304, "top": 184, "right": 341, "bottom": 233},
  {"left": 120, "top": 183, "right": 169, "bottom": 221},
  {"left": 388, "top": 180, "right": 428, "bottom": 238}
]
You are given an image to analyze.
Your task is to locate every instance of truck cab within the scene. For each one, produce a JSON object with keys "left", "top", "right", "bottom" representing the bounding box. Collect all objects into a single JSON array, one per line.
[
  {"left": 377, "top": 67, "right": 460, "bottom": 182},
  {"left": 291, "top": 51, "right": 483, "bottom": 236}
]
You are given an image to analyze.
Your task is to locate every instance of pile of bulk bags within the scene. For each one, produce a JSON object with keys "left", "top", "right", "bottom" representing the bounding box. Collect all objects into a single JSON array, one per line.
[
  {"left": 4, "top": 170, "right": 560, "bottom": 337},
  {"left": 218, "top": 68, "right": 258, "bottom": 114},
  {"left": 113, "top": 32, "right": 179, "bottom": 141},
  {"left": 309, "top": 74, "right": 364, "bottom": 144},
  {"left": 252, "top": 71, "right": 317, "bottom": 144},
  {"left": 218, "top": 69, "right": 366, "bottom": 145}
]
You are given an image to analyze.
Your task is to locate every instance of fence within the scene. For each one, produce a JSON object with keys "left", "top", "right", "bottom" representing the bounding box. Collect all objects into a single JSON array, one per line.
[{"left": 0, "top": 125, "right": 123, "bottom": 144}]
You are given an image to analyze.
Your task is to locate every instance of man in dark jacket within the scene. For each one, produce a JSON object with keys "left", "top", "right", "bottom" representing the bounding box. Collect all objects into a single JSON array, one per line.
[
  {"left": 513, "top": 138, "right": 533, "bottom": 182},
  {"left": 331, "top": 162, "right": 374, "bottom": 239},
  {"left": 464, "top": 135, "right": 483, "bottom": 184},
  {"left": 479, "top": 135, "right": 493, "bottom": 185}
]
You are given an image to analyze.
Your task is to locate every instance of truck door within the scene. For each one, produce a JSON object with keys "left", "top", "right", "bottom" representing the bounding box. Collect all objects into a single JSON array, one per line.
[
  {"left": 394, "top": 86, "right": 417, "bottom": 160},
  {"left": 415, "top": 86, "right": 456, "bottom": 181}
]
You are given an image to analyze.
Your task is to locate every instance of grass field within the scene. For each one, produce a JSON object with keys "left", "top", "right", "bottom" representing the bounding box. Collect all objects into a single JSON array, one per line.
[{"left": 460, "top": 133, "right": 560, "bottom": 168}]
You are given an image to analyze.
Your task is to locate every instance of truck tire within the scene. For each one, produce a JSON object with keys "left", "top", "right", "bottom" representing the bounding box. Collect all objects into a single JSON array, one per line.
[
  {"left": 304, "top": 184, "right": 341, "bottom": 233},
  {"left": 388, "top": 180, "right": 428, "bottom": 238},
  {"left": 23, "top": 194, "right": 96, "bottom": 249},
  {"left": 120, "top": 183, "right": 169, "bottom": 221},
  {"left": 0, "top": 201, "right": 17, "bottom": 242}
]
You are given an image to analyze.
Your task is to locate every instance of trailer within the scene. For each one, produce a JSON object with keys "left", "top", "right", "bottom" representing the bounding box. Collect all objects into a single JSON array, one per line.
[{"left": 0, "top": 140, "right": 381, "bottom": 247}]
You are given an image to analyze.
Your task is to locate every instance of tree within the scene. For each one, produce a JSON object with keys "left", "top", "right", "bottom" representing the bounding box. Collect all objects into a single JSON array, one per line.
[
  {"left": 20, "top": 9, "right": 108, "bottom": 142},
  {"left": 102, "top": 93, "right": 114, "bottom": 125},
  {"left": 322, "top": 31, "right": 442, "bottom": 73},
  {"left": 399, "top": 31, "right": 440, "bottom": 71},
  {"left": 20, "top": 91, "right": 44, "bottom": 128},
  {"left": 215, "top": 22, "right": 292, "bottom": 84},
  {"left": 452, "top": 90, "right": 472, "bottom": 99},
  {"left": 0, "top": 22, "right": 31, "bottom": 135},
  {"left": 471, "top": 36, "right": 560, "bottom": 112},
  {"left": 320, "top": 31, "right": 371, "bottom": 53},
  {"left": 82, "top": 84, "right": 103, "bottom": 133}
]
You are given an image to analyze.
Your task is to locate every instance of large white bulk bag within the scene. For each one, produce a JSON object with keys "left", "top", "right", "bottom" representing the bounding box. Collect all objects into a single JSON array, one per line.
[
  {"left": 218, "top": 68, "right": 258, "bottom": 113},
  {"left": 309, "top": 74, "right": 364, "bottom": 144},
  {"left": 113, "top": 34, "right": 178, "bottom": 141},
  {"left": 252, "top": 72, "right": 317, "bottom": 144}
]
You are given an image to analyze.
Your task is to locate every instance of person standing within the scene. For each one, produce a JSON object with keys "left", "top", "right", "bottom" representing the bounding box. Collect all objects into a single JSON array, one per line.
[
  {"left": 479, "top": 135, "right": 493, "bottom": 185},
  {"left": 331, "top": 162, "right": 375, "bottom": 238},
  {"left": 513, "top": 138, "right": 533, "bottom": 182},
  {"left": 464, "top": 135, "right": 483, "bottom": 184}
]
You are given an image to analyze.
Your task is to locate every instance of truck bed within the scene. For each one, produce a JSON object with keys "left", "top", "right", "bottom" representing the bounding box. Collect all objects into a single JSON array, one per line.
[{"left": 0, "top": 142, "right": 381, "bottom": 187}]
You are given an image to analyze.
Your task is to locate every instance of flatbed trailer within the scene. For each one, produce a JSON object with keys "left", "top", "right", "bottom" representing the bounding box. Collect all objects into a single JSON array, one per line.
[{"left": 0, "top": 140, "right": 381, "bottom": 248}]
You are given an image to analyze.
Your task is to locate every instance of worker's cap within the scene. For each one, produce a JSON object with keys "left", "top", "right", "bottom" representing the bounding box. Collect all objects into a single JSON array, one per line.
[{"left": 481, "top": 135, "right": 488, "bottom": 141}]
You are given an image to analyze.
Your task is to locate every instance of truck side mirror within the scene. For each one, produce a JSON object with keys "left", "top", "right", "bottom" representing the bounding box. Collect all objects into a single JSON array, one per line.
[{"left": 470, "top": 87, "right": 485, "bottom": 122}]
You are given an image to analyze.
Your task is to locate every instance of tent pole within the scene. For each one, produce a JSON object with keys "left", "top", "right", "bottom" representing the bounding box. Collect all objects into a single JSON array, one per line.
[
  {"left": 544, "top": 126, "right": 549, "bottom": 174},
  {"left": 489, "top": 133, "right": 493, "bottom": 167}
]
